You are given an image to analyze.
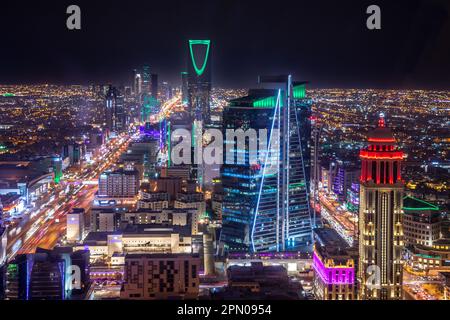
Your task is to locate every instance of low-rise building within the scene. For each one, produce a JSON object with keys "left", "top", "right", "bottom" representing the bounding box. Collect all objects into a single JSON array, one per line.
[
  {"left": 313, "top": 227, "right": 356, "bottom": 300},
  {"left": 76, "top": 224, "right": 194, "bottom": 262}
]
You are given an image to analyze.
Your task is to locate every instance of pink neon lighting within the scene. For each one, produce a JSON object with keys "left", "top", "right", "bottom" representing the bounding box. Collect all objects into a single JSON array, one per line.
[{"left": 313, "top": 251, "right": 354, "bottom": 285}]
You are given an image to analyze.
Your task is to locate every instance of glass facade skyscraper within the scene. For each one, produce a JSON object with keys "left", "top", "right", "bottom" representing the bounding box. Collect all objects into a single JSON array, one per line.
[
  {"left": 105, "top": 85, "right": 126, "bottom": 133},
  {"left": 220, "top": 90, "right": 276, "bottom": 252},
  {"left": 142, "top": 65, "right": 151, "bottom": 95},
  {"left": 221, "top": 78, "right": 312, "bottom": 253}
]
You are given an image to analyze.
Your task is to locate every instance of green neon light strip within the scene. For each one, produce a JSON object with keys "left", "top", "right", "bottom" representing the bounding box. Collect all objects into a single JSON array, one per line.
[
  {"left": 289, "top": 182, "right": 305, "bottom": 189},
  {"left": 403, "top": 196, "right": 439, "bottom": 211},
  {"left": 189, "top": 40, "right": 210, "bottom": 76},
  {"left": 293, "top": 85, "right": 306, "bottom": 99},
  {"left": 403, "top": 207, "right": 439, "bottom": 211},
  {"left": 253, "top": 96, "right": 283, "bottom": 108}
]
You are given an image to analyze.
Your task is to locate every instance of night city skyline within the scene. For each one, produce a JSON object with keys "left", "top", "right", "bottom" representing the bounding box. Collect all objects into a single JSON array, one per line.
[{"left": 0, "top": 0, "right": 449, "bottom": 310}]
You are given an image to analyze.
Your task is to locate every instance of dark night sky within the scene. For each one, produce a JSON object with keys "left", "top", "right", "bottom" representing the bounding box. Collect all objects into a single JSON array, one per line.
[{"left": 0, "top": 0, "right": 449, "bottom": 89}]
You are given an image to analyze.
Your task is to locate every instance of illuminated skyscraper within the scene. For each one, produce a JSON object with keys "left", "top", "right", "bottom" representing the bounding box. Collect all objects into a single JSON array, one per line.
[
  {"left": 142, "top": 65, "right": 151, "bottom": 94},
  {"left": 105, "top": 86, "right": 126, "bottom": 133},
  {"left": 221, "top": 76, "right": 312, "bottom": 253},
  {"left": 135, "top": 73, "right": 142, "bottom": 100},
  {"left": 358, "top": 114, "right": 404, "bottom": 300},
  {"left": 181, "top": 71, "right": 188, "bottom": 105},
  {"left": 220, "top": 90, "right": 276, "bottom": 252},
  {"left": 187, "top": 40, "right": 211, "bottom": 125},
  {"left": 251, "top": 76, "right": 312, "bottom": 252}
]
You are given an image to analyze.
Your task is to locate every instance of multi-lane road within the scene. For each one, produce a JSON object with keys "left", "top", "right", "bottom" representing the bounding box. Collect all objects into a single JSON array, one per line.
[
  {"left": 319, "top": 190, "right": 358, "bottom": 246},
  {"left": 6, "top": 133, "right": 133, "bottom": 260}
]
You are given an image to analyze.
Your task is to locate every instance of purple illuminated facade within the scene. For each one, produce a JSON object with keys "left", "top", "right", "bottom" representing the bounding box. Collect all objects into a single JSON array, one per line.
[
  {"left": 313, "top": 247, "right": 355, "bottom": 300},
  {"left": 313, "top": 251, "right": 354, "bottom": 285}
]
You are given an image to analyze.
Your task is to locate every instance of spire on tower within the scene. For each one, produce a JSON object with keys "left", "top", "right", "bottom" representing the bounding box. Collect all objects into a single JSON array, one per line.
[{"left": 378, "top": 112, "right": 385, "bottom": 127}]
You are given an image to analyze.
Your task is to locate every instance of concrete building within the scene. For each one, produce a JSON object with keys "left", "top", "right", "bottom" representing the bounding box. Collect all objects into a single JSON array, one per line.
[
  {"left": 313, "top": 245, "right": 355, "bottom": 300},
  {"left": 408, "top": 238, "right": 450, "bottom": 272},
  {"left": 403, "top": 196, "right": 441, "bottom": 247},
  {"left": 76, "top": 224, "right": 194, "bottom": 261},
  {"left": 137, "top": 191, "right": 169, "bottom": 211},
  {"left": 120, "top": 253, "right": 200, "bottom": 300},
  {"left": 66, "top": 208, "right": 85, "bottom": 243},
  {"left": 122, "top": 208, "right": 198, "bottom": 233},
  {"left": 217, "top": 262, "right": 303, "bottom": 300},
  {"left": 90, "top": 208, "right": 123, "bottom": 232},
  {"left": 174, "top": 192, "right": 205, "bottom": 235},
  {"left": 98, "top": 169, "right": 140, "bottom": 198},
  {"left": 146, "top": 178, "right": 182, "bottom": 200},
  {"left": 313, "top": 227, "right": 356, "bottom": 300}
]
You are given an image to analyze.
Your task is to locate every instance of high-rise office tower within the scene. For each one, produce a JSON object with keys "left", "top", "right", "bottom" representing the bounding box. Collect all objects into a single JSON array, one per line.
[
  {"left": 251, "top": 76, "right": 312, "bottom": 252},
  {"left": 135, "top": 73, "right": 142, "bottom": 99},
  {"left": 358, "top": 114, "right": 404, "bottom": 300},
  {"left": 105, "top": 86, "right": 126, "bottom": 133},
  {"left": 181, "top": 71, "right": 188, "bottom": 105},
  {"left": 220, "top": 90, "right": 276, "bottom": 252},
  {"left": 116, "top": 90, "right": 126, "bottom": 131},
  {"left": 151, "top": 73, "right": 158, "bottom": 100},
  {"left": 161, "top": 81, "right": 172, "bottom": 101},
  {"left": 187, "top": 40, "right": 211, "bottom": 125},
  {"left": 221, "top": 76, "right": 312, "bottom": 253},
  {"left": 132, "top": 69, "right": 137, "bottom": 94},
  {"left": 142, "top": 65, "right": 151, "bottom": 94},
  {"left": 5, "top": 248, "right": 90, "bottom": 300}
]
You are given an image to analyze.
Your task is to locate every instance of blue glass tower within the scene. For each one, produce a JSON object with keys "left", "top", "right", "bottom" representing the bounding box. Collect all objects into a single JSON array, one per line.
[
  {"left": 221, "top": 77, "right": 312, "bottom": 253},
  {"left": 220, "top": 90, "right": 276, "bottom": 252}
]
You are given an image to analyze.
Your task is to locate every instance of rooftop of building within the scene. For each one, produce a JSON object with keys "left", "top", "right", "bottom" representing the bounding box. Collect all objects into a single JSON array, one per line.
[
  {"left": 403, "top": 196, "right": 440, "bottom": 211},
  {"left": 134, "top": 208, "right": 192, "bottom": 214},
  {"left": 122, "top": 223, "right": 192, "bottom": 237},
  {"left": 83, "top": 231, "right": 120, "bottom": 243},
  {"left": 314, "top": 227, "right": 350, "bottom": 249},
  {"left": 314, "top": 244, "right": 354, "bottom": 266},
  {"left": 124, "top": 253, "right": 199, "bottom": 260},
  {"left": 100, "top": 168, "right": 139, "bottom": 176},
  {"left": 229, "top": 89, "right": 279, "bottom": 106},
  {"left": 367, "top": 115, "right": 396, "bottom": 143},
  {"left": 227, "top": 262, "right": 288, "bottom": 279}
]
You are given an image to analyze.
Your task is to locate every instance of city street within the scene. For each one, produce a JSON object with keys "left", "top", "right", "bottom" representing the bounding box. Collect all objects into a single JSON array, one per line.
[{"left": 6, "top": 134, "right": 132, "bottom": 259}]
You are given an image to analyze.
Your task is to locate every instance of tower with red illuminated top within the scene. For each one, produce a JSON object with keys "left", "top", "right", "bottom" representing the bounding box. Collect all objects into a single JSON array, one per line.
[{"left": 358, "top": 113, "right": 404, "bottom": 300}]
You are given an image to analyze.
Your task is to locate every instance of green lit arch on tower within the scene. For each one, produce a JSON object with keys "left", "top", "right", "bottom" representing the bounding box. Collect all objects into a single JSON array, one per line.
[{"left": 189, "top": 40, "right": 210, "bottom": 76}]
